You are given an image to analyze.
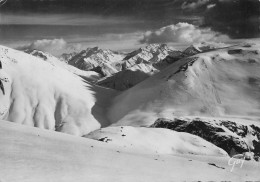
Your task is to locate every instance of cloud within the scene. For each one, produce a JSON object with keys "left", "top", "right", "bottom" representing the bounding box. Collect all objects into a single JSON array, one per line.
[
  {"left": 17, "top": 39, "right": 81, "bottom": 56},
  {"left": 139, "top": 22, "right": 228, "bottom": 44},
  {"left": 181, "top": 0, "right": 210, "bottom": 10}
]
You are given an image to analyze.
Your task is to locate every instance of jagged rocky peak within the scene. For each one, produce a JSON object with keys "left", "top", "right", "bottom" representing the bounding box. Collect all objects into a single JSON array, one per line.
[
  {"left": 66, "top": 46, "right": 124, "bottom": 75},
  {"left": 124, "top": 44, "right": 173, "bottom": 60},
  {"left": 121, "top": 44, "right": 175, "bottom": 70},
  {"left": 150, "top": 117, "right": 260, "bottom": 160},
  {"left": 70, "top": 47, "right": 124, "bottom": 62},
  {"left": 140, "top": 43, "right": 171, "bottom": 52}
]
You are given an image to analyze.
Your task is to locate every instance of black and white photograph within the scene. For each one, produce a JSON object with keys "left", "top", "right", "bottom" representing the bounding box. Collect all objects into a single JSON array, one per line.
[{"left": 0, "top": 0, "right": 260, "bottom": 181}]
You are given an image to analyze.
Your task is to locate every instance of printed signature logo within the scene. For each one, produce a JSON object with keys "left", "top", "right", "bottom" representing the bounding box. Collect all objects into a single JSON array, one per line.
[
  {"left": 228, "top": 156, "right": 245, "bottom": 172},
  {"left": 0, "top": 0, "right": 7, "bottom": 7}
]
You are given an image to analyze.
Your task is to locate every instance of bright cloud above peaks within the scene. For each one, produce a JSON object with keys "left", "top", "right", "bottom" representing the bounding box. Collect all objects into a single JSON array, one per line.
[{"left": 139, "top": 23, "right": 229, "bottom": 44}]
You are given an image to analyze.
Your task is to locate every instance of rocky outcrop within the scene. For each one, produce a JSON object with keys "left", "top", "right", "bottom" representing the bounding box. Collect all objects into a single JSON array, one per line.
[{"left": 150, "top": 118, "right": 260, "bottom": 158}]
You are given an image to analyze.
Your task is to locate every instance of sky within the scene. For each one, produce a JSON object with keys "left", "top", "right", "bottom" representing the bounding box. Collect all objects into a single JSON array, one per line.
[{"left": 0, "top": 0, "right": 259, "bottom": 56}]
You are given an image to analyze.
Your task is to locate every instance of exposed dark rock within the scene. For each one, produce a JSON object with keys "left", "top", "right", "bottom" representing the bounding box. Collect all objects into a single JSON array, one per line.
[
  {"left": 0, "top": 80, "right": 5, "bottom": 95},
  {"left": 98, "top": 137, "right": 112, "bottom": 143},
  {"left": 228, "top": 49, "right": 243, "bottom": 54},
  {"left": 150, "top": 118, "right": 260, "bottom": 157},
  {"left": 208, "top": 163, "right": 225, "bottom": 169}
]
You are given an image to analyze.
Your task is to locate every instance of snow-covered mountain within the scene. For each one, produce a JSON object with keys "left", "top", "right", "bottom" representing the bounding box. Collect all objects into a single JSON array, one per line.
[
  {"left": 122, "top": 44, "right": 175, "bottom": 69},
  {"left": 0, "top": 45, "right": 116, "bottom": 136},
  {"left": 1, "top": 42, "right": 260, "bottom": 181},
  {"left": 25, "top": 49, "right": 101, "bottom": 82},
  {"left": 67, "top": 47, "right": 125, "bottom": 77},
  {"left": 96, "top": 43, "right": 230, "bottom": 91},
  {"left": 97, "top": 63, "right": 158, "bottom": 91},
  {"left": 153, "top": 50, "right": 186, "bottom": 70},
  {"left": 96, "top": 44, "right": 180, "bottom": 90},
  {"left": 108, "top": 43, "right": 260, "bottom": 126}
]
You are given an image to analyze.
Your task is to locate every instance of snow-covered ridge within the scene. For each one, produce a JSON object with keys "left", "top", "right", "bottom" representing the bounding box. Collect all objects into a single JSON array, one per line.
[
  {"left": 0, "top": 45, "right": 104, "bottom": 136},
  {"left": 25, "top": 49, "right": 101, "bottom": 82},
  {"left": 108, "top": 43, "right": 260, "bottom": 125}
]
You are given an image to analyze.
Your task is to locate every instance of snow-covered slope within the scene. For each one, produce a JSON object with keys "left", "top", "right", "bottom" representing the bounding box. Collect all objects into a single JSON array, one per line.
[
  {"left": 0, "top": 45, "right": 115, "bottom": 136},
  {"left": 107, "top": 43, "right": 260, "bottom": 125},
  {"left": 1, "top": 120, "right": 260, "bottom": 182},
  {"left": 85, "top": 126, "right": 228, "bottom": 156},
  {"left": 25, "top": 49, "right": 101, "bottom": 82}
]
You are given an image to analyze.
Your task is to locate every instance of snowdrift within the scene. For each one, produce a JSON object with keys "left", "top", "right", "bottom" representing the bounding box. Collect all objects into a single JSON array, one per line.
[{"left": 85, "top": 126, "right": 228, "bottom": 156}]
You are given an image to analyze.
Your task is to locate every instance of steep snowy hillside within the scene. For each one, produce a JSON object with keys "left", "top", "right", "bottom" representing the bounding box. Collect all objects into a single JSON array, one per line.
[
  {"left": 108, "top": 43, "right": 260, "bottom": 125},
  {"left": 25, "top": 49, "right": 101, "bottom": 82},
  {"left": 68, "top": 47, "right": 125, "bottom": 77},
  {"left": 97, "top": 63, "right": 158, "bottom": 91},
  {"left": 0, "top": 45, "right": 115, "bottom": 136},
  {"left": 1, "top": 120, "right": 260, "bottom": 182},
  {"left": 85, "top": 126, "right": 228, "bottom": 156}
]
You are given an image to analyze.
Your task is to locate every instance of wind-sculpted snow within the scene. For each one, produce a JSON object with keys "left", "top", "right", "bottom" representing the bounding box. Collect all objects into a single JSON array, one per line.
[
  {"left": 0, "top": 45, "right": 110, "bottom": 136},
  {"left": 85, "top": 126, "right": 228, "bottom": 156},
  {"left": 108, "top": 43, "right": 260, "bottom": 125}
]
